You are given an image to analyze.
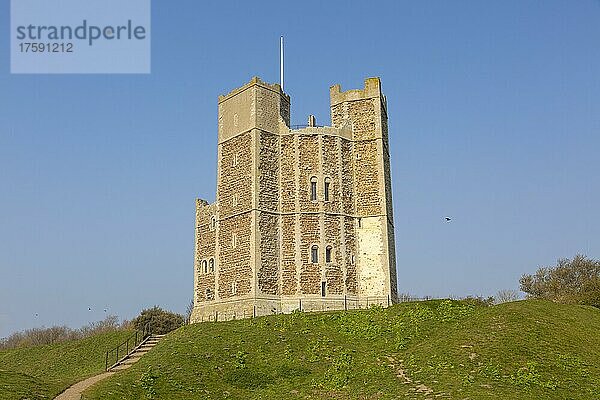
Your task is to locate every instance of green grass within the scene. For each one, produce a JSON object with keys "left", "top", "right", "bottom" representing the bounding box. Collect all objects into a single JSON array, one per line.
[
  {"left": 83, "top": 300, "right": 600, "bottom": 399},
  {"left": 0, "top": 329, "right": 132, "bottom": 400}
]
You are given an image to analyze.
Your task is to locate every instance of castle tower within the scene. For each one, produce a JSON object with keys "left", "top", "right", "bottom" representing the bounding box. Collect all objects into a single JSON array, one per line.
[
  {"left": 191, "top": 77, "right": 396, "bottom": 323},
  {"left": 330, "top": 78, "right": 398, "bottom": 301}
]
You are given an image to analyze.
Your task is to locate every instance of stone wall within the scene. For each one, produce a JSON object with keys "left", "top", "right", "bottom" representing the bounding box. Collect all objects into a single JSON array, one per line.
[
  {"left": 340, "top": 140, "right": 354, "bottom": 215},
  {"left": 344, "top": 216, "right": 357, "bottom": 294},
  {"left": 259, "top": 132, "right": 279, "bottom": 212},
  {"left": 299, "top": 214, "right": 320, "bottom": 294},
  {"left": 354, "top": 139, "right": 382, "bottom": 216},
  {"left": 218, "top": 133, "right": 252, "bottom": 217},
  {"left": 194, "top": 200, "right": 217, "bottom": 304},
  {"left": 218, "top": 213, "right": 252, "bottom": 298},
  {"left": 322, "top": 135, "right": 340, "bottom": 214},
  {"left": 298, "top": 135, "right": 319, "bottom": 212},
  {"left": 280, "top": 134, "right": 296, "bottom": 213},
  {"left": 258, "top": 212, "right": 279, "bottom": 295},
  {"left": 324, "top": 214, "right": 342, "bottom": 294},
  {"left": 280, "top": 214, "right": 296, "bottom": 295}
]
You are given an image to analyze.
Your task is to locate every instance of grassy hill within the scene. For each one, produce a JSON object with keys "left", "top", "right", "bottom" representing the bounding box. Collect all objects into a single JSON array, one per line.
[
  {"left": 0, "top": 329, "right": 132, "bottom": 400},
  {"left": 82, "top": 300, "right": 600, "bottom": 400}
]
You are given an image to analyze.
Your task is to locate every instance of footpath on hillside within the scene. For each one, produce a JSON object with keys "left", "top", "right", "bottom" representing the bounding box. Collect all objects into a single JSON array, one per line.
[{"left": 53, "top": 334, "right": 164, "bottom": 400}]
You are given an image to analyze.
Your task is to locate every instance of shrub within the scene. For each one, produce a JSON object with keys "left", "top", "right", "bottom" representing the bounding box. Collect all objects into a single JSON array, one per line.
[
  {"left": 0, "top": 315, "right": 123, "bottom": 350},
  {"left": 520, "top": 254, "right": 600, "bottom": 308},
  {"left": 495, "top": 289, "right": 521, "bottom": 304},
  {"left": 462, "top": 296, "right": 495, "bottom": 307},
  {"left": 132, "top": 306, "right": 184, "bottom": 335}
]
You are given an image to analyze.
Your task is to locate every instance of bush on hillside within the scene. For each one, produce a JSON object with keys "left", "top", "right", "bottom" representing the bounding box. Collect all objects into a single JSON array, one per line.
[
  {"left": 185, "top": 298, "right": 194, "bottom": 324},
  {"left": 520, "top": 254, "right": 600, "bottom": 308},
  {"left": 462, "top": 296, "right": 495, "bottom": 307},
  {"left": 132, "top": 306, "right": 184, "bottom": 335},
  {"left": 0, "top": 315, "right": 123, "bottom": 350},
  {"left": 495, "top": 289, "right": 521, "bottom": 304}
]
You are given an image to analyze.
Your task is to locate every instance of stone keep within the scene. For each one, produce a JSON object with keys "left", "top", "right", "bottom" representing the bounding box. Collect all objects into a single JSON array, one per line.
[{"left": 190, "top": 77, "right": 397, "bottom": 322}]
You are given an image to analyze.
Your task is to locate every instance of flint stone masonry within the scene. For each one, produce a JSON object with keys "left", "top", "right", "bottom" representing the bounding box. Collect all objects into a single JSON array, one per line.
[{"left": 190, "top": 77, "right": 398, "bottom": 323}]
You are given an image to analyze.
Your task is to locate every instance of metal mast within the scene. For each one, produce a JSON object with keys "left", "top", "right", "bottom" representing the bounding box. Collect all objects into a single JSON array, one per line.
[{"left": 280, "top": 36, "right": 284, "bottom": 91}]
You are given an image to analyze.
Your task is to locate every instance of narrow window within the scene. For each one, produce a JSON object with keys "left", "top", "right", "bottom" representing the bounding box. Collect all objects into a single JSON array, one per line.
[
  {"left": 351, "top": 255, "right": 355, "bottom": 265},
  {"left": 233, "top": 152, "right": 239, "bottom": 167},
  {"left": 232, "top": 233, "right": 237, "bottom": 248},
  {"left": 324, "top": 178, "right": 331, "bottom": 201},
  {"left": 210, "top": 216, "right": 216, "bottom": 230},
  {"left": 231, "top": 281, "right": 238, "bottom": 295},
  {"left": 209, "top": 258, "right": 215, "bottom": 272},
  {"left": 321, "top": 281, "right": 326, "bottom": 297},
  {"left": 206, "top": 288, "right": 212, "bottom": 300},
  {"left": 357, "top": 218, "right": 362, "bottom": 228},
  {"left": 311, "top": 245, "right": 318, "bottom": 263},
  {"left": 326, "top": 246, "right": 332, "bottom": 263},
  {"left": 310, "top": 177, "right": 318, "bottom": 201},
  {"left": 202, "top": 260, "right": 208, "bottom": 274},
  {"left": 233, "top": 195, "right": 238, "bottom": 207}
]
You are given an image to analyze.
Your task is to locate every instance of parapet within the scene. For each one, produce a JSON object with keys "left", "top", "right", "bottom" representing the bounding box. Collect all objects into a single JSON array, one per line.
[
  {"left": 196, "top": 198, "right": 217, "bottom": 210},
  {"left": 290, "top": 124, "right": 353, "bottom": 141},
  {"left": 330, "top": 77, "right": 382, "bottom": 106},
  {"left": 218, "top": 76, "right": 290, "bottom": 104}
]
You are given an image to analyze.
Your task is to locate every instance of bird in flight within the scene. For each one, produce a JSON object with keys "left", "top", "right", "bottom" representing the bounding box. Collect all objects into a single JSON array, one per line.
[
  {"left": 88, "top": 307, "right": 92, "bottom": 311},
  {"left": 444, "top": 216, "right": 452, "bottom": 222}
]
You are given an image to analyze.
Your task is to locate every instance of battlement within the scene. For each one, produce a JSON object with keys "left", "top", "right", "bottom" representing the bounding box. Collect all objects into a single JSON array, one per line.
[
  {"left": 289, "top": 124, "right": 353, "bottom": 140},
  {"left": 330, "top": 77, "right": 382, "bottom": 106},
  {"left": 218, "top": 76, "right": 290, "bottom": 104}
]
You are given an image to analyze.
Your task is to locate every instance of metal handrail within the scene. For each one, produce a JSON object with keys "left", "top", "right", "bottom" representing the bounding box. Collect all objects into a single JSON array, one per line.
[
  {"left": 290, "top": 124, "right": 324, "bottom": 129},
  {"left": 104, "top": 322, "right": 151, "bottom": 371}
]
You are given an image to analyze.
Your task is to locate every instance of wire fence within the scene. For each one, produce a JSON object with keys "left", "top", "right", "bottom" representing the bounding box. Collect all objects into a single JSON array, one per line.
[{"left": 191, "top": 294, "right": 494, "bottom": 323}]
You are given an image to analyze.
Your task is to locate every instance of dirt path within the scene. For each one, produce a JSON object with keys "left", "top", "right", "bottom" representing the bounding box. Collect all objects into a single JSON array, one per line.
[{"left": 53, "top": 372, "right": 114, "bottom": 400}]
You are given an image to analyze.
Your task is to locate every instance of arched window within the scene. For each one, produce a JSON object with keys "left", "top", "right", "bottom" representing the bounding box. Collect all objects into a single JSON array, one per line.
[
  {"left": 311, "top": 245, "right": 319, "bottom": 264},
  {"left": 209, "top": 258, "right": 215, "bottom": 272},
  {"left": 326, "top": 246, "right": 332, "bottom": 263},
  {"left": 232, "top": 233, "right": 237, "bottom": 248},
  {"left": 324, "top": 177, "right": 331, "bottom": 201},
  {"left": 231, "top": 281, "right": 238, "bottom": 295},
  {"left": 310, "top": 177, "right": 317, "bottom": 201},
  {"left": 210, "top": 216, "right": 216, "bottom": 230},
  {"left": 202, "top": 260, "right": 208, "bottom": 274}
]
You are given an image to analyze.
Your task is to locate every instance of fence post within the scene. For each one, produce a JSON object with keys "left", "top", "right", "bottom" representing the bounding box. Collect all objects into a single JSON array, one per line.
[
  {"left": 215, "top": 311, "right": 218, "bottom": 322},
  {"left": 299, "top": 298, "right": 302, "bottom": 311},
  {"left": 387, "top": 295, "right": 390, "bottom": 307},
  {"left": 344, "top": 295, "right": 347, "bottom": 311},
  {"left": 253, "top": 305, "right": 256, "bottom": 318}
]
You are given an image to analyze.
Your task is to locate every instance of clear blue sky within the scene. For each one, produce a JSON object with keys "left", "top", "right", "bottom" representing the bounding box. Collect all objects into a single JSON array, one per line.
[{"left": 1, "top": 1, "right": 599, "bottom": 337}]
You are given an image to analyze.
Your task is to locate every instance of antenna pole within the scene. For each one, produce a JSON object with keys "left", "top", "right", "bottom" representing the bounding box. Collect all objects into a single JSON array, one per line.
[{"left": 280, "top": 36, "right": 284, "bottom": 92}]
